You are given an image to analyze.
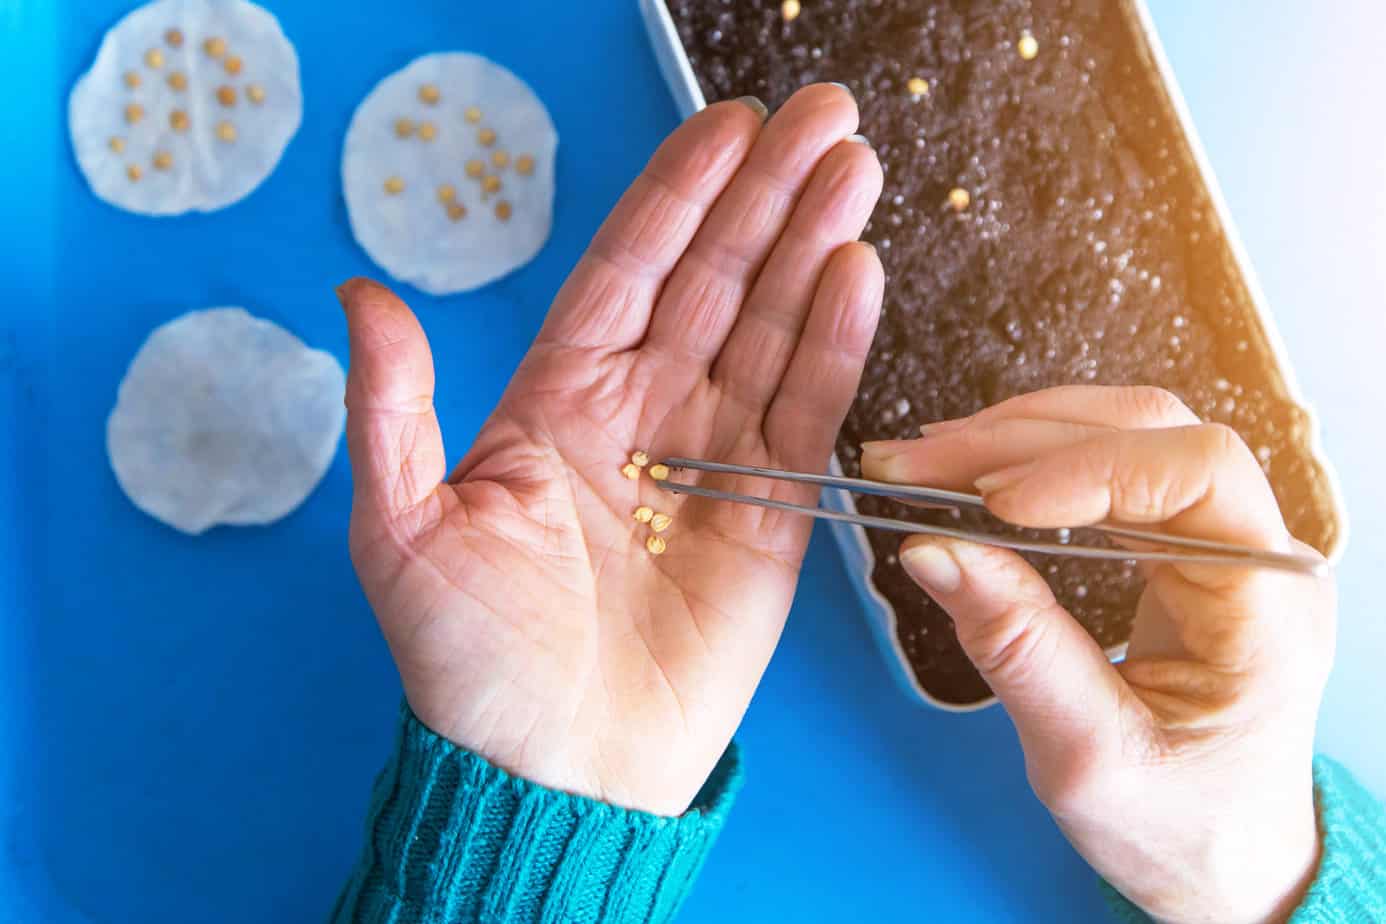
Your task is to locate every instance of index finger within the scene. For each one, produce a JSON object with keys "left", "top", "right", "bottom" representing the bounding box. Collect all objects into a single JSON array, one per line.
[{"left": 536, "top": 98, "right": 767, "bottom": 352}]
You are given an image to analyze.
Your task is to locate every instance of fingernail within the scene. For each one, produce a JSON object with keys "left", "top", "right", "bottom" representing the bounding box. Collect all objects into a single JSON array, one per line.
[
  {"left": 901, "top": 543, "right": 962, "bottom": 594},
  {"left": 920, "top": 416, "right": 971, "bottom": 436},
  {"left": 334, "top": 281, "right": 351, "bottom": 311},
  {"left": 975, "top": 460, "right": 1037, "bottom": 495},
  {"left": 858, "top": 240, "right": 877, "bottom": 255},
  {"left": 845, "top": 133, "right": 870, "bottom": 146},
  {"left": 735, "top": 95, "right": 769, "bottom": 122},
  {"left": 828, "top": 81, "right": 854, "bottom": 99}
]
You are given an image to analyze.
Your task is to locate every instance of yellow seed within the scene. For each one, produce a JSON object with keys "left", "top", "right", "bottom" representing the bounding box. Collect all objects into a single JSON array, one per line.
[
  {"left": 781, "top": 0, "right": 801, "bottom": 22},
  {"left": 216, "top": 120, "right": 237, "bottom": 142},
  {"left": 650, "top": 513, "right": 672, "bottom": 533},
  {"left": 152, "top": 150, "right": 173, "bottom": 171},
  {"left": 384, "top": 176, "right": 404, "bottom": 195},
  {"left": 246, "top": 83, "right": 266, "bottom": 105},
  {"left": 165, "top": 28, "right": 184, "bottom": 48},
  {"left": 482, "top": 175, "right": 501, "bottom": 195},
  {"left": 418, "top": 121, "right": 437, "bottom": 142},
  {"left": 1018, "top": 32, "right": 1039, "bottom": 60},
  {"left": 478, "top": 127, "right": 496, "bottom": 147},
  {"left": 948, "top": 187, "right": 970, "bottom": 211},
  {"left": 395, "top": 117, "right": 414, "bottom": 139},
  {"left": 621, "top": 462, "right": 641, "bottom": 480},
  {"left": 126, "top": 163, "right": 142, "bottom": 182},
  {"left": 447, "top": 202, "right": 467, "bottom": 221},
  {"left": 465, "top": 159, "right": 485, "bottom": 178},
  {"left": 515, "top": 154, "right": 535, "bottom": 176},
  {"left": 648, "top": 463, "right": 670, "bottom": 481},
  {"left": 491, "top": 150, "right": 510, "bottom": 169},
  {"left": 646, "top": 535, "right": 667, "bottom": 555},
  {"left": 216, "top": 85, "right": 237, "bottom": 107},
  {"left": 633, "top": 506, "right": 654, "bottom": 523},
  {"left": 204, "top": 36, "right": 226, "bottom": 58},
  {"left": 631, "top": 450, "right": 650, "bottom": 467},
  {"left": 108, "top": 136, "right": 126, "bottom": 153},
  {"left": 145, "top": 48, "right": 164, "bottom": 69},
  {"left": 169, "top": 109, "right": 189, "bottom": 132},
  {"left": 437, "top": 184, "right": 456, "bottom": 203},
  {"left": 495, "top": 201, "right": 513, "bottom": 221},
  {"left": 906, "top": 76, "right": 929, "bottom": 96},
  {"left": 167, "top": 71, "right": 188, "bottom": 91},
  {"left": 464, "top": 106, "right": 482, "bottom": 123},
  {"left": 125, "top": 103, "right": 145, "bottom": 124},
  {"left": 124, "top": 70, "right": 141, "bottom": 89},
  {"left": 419, "top": 83, "right": 441, "bottom": 105},
  {"left": 224, "top": 54, "right": 243, "bottom": 76}
]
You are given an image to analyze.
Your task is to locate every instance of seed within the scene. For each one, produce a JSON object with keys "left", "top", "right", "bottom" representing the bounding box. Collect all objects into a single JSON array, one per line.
[
  {"left": 1018, "top": 32, "right": 1039, "bottom": 60},
  {"left": 464, "top": 106, "right": 482, "bottom": 123},
  {"left": 216, "top": 85, "right": 237, "bottom": 107},
  {"left": 948, "top": 187, "right": 970, "bottom": 211},
  {"left": 126, "top": 163, "right": 142, "bottom": 182},
  {"left": 482, "top": 175, "right": 501, "bottom": 195},
  {"left": 167, "top": 71, "right": 188, "bottom": 91},
  {"left": 108, "top": 136, "right": 126, "bottom": 153},
  {"left": 125, "top": 103, "right": 145, "bottom": 124},
  {"left": 447, "top": 203, "right": 467, "bottom": 221},
  {"left": 465, "top": 159, "right": 485, "bottom": 178},
  {"left": 395, "top": 117, "right": 414, "bottom": 139},
  {"left": 246, "top": 83, "right": 266, "bottom": 105},
  {"left": 224, "top": 54, "right": 243, "bottom": 75},
  {"left": 216, "top": 120, "right": 237, "bottom": 142},
  {"left": 437, "top": 184, "right": 457, "bottom": 203},
  {"left": 645, "top": 535, "right": 667, "bottom": 555},
  {"left": 489, "top": 150, "right": 510, "bottom": 169},
  {"left": 384, "top": 176, "right": 404, "bottom": 195},
  {"left": 152, "top": 150, "right": 173, "bottom": 171},
  {"left": 650, "top": 513, "right": 672, "bottom": 533},
  {"left": 906, "top": 76, "right": 929, "bottom": 96},
  {"left": 515, "top": 154, "right": 535, "bottom": 176},
  {"left": 169, "top": 109, "right": 189, "bottom": 132},
  {"left": 495, "top": 201, "right": 513, "bottom": 221},
  {"left": 165, "top": 28, "right": 184, "bottom": 48},
  {"left": 124, "top": 70, "right": 141, "bottom": 89},
  {"left": 478, "top": 127, "right": 496, "bottom": 147},
  {"left": 145, "top": 48, "right": 164, "bottom": 69},
  {"left": 203, "top": 36, "right": 226, "bottom": 58},
  {"left": 781, "top": 0, "right": 801, "bottom": 22},
  {"left": 633, "top": 506, "right": 654, "bottom": 523},
  {"left": 621, "top": 462, "right": 641, "bottom": 480},
  {"left": 648, "top": 463, "right": 670, "bottom": 481},
  {"left": 419, "top": 83, "right": 441, "bottom": 105},
  {"left": 631, "top": 450, "right": 650, "bottom": 467},
  {"left": 418, "top": 121, "right": 437, "bottom": 142}
]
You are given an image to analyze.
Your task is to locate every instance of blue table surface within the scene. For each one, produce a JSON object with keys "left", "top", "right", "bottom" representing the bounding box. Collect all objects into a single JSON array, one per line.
[{"left": 5, "top": 1, "right": 1384, "bottom": 921}]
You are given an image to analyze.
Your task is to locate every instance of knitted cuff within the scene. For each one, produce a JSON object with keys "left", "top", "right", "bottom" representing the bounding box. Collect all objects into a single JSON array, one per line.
[
  {"left": 332, "top": 702, "right": 743, "bottom": 924},
  {"left": 1098, "top": 756, "right": 1386, "bottom": 923}
]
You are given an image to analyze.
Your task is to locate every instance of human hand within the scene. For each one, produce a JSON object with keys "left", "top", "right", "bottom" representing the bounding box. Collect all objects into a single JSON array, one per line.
[
  {"left": 339, "top": 85, "right": 882, "bottom": 817},
  {"left": 861, "top": 386, "right": 1334, "bottom": 924}
]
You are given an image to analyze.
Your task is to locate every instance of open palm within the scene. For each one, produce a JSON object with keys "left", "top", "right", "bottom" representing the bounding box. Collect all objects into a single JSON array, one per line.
[{"left": 341, "top": 86, "right": 882, "bottom": 816}]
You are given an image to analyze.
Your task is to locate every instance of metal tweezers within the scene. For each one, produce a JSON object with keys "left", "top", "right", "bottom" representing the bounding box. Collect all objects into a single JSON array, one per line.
[{"left": 654, "top": 457, "right": 1327, "bottom": 577}]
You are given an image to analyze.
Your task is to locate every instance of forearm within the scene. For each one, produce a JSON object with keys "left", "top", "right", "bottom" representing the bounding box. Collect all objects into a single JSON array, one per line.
[
  {"left": 332, "top": 703, "right": 742, "bottom": 924},
  {"left": 1100, "top": 756, "right": 1386, "bottom": 923}
]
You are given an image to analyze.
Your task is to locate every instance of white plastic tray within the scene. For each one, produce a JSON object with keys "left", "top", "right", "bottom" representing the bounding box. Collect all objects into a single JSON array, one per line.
[{"left": 638, "top": 0, "right": 1348, "bottom": 711}]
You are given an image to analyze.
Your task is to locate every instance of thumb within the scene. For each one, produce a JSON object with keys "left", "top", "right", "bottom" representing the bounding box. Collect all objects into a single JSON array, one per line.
[
  {"left": 899, "top": 538, "right": 1140, "bottom": 797},
  {"left": 338, "top": 277, "right": 446, "bottom": 534}
]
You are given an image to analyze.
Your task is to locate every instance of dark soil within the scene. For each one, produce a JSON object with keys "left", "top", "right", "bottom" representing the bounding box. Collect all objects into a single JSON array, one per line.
[{"left": 669, "top": 0, "right": 1339, "bottom": 704}]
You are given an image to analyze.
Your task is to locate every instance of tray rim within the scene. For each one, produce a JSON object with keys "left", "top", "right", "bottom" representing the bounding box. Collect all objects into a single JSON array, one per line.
[{"left": 637, "top": 0, "right": 1350, "bottom": 712}]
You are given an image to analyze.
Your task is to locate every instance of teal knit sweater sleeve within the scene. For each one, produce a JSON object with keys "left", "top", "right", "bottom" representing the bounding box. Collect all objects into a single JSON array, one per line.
[
  {"left": 1099, "top": 756, "right": 1386, "bottom": 922},
  {"left": 331, "top": 704, "right": 743, "bottom": 924}
]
